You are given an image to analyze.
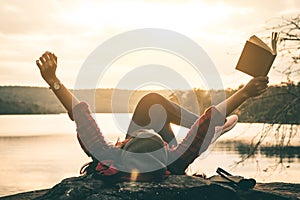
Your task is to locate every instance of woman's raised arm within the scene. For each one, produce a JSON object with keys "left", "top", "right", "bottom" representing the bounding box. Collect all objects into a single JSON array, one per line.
[
  {"left": 36, "top": 51, "right": 79, "bottom": 119},
  {"left": 215, "top": 76, "right": 269, "bottom": 116}
]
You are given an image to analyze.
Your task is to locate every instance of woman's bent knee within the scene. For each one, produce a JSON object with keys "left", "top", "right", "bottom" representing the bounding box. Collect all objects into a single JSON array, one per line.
[{"left": 138, "top": 93, "right": 165, "bottom": 105}]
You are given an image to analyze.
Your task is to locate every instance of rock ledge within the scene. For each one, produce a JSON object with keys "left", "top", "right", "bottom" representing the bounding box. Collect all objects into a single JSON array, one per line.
[{"left": 1, "top": 175, "right": 299, "bottom": 200}]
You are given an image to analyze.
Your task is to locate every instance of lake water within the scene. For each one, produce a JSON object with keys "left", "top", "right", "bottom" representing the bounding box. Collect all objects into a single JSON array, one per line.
[{"left": 0, "top": 114, "right": 299, "bottom": 197}]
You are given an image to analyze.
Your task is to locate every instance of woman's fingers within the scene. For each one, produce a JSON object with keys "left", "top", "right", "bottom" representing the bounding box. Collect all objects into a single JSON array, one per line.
[
  {"left": 253, "top": 77, "right": 269, "bottom": 86},
  {"left": 36, "top": 59, "right": 47, "bottom": 74},
  {"left": 256, "top": 82, "right": 268, "bottom": 90},
  {"left": 258, "top": 89, "right": 267, "bottom": 95},
  {"left": 49, "top": 53, "right": 57, "bottom": 65},
  {"left": 37, "top": 51, "right": 56, "bottom": 68},
  {"left": 36, "top": 60, "right": 42, "bottom": 69},
  {"left": 253, "top": 76, "right": 268, "bottom": 87},
  {"left": 244, "top": 76, "right": 269, "bottom": 97},
  {"left": 257, "top": 86, "right": 267, "bottom": 92},
  {"left": 53, "top": 53, "right": 57, "bottom": 63},
  {"left": 255, "top": 76, "right": 268, "bottom": 81},
  {"left": 40, "top": 57, "right": 47, "bottom": 67},
  {"left": 41, "top": 53, "right": 49, "bottom": 62},
  {"left": 256, "top": 79, "right": 268, "bottom": 95}
]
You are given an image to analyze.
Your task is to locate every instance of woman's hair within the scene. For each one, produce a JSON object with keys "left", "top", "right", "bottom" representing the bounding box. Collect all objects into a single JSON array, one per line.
[{"left": 120, "top": 129, "right": 168, "bottom": 179}]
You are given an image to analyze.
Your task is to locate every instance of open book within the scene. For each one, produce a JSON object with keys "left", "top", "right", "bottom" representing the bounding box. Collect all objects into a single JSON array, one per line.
[{"left": 235, "top": 32, "right": 279, "bottom": 77}]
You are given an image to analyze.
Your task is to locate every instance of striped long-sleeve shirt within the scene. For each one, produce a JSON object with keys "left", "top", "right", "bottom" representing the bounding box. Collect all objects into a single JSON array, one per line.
[{"left": 72, "top": 101, "right": 225, "bottom": 175}]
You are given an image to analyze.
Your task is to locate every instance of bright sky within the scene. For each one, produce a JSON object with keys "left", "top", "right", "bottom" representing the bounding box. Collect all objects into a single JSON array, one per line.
[{"left": 1, "top": 0, "right": 299, "bottom": 90}]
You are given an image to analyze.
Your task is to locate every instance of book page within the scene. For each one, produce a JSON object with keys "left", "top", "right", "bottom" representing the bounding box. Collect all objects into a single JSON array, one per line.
[
  {"left": 248, "top": 35, "right": 273, "bottom": 53},
  {"left": 271, "top": 32, "right": 279, "bottom": 55}
]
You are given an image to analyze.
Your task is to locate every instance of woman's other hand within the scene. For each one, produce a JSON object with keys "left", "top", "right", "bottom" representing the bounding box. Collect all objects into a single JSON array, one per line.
[{"left": 241, "top": 76, "right": 269, "bottom": 98}]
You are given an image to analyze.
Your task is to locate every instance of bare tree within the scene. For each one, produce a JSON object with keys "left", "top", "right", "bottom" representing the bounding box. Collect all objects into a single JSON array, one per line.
[
  {"left": 270, "top": 15, "right": 300, "bottom": 82},
  {"left": 235, "top": 15, "right": 300, "bottom": 170}
]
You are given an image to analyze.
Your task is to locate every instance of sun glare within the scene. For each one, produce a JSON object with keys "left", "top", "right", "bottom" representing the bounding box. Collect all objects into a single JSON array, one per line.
[
  {"left": 62, "top": 2, "right": 106, "bottom": 28},
  {"left": 60, "top": 1, "right": 237, "bottom": 36}
]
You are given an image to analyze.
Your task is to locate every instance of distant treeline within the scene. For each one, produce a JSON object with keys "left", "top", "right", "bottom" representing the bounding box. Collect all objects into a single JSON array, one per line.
[
  {"left": 0, "top": 84, "right": 299, "bottom": 124},
  {"left": 0, "top": 86, "right": 172, "bottom": 114}
]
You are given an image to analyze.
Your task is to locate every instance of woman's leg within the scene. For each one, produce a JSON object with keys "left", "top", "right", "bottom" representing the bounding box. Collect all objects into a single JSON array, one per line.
[{"left": 126, "top": 93, "right": 199, "bottom": 147}]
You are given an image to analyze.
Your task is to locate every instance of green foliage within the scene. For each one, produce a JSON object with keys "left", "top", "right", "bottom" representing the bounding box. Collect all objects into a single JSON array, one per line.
[
  {"left": 0, "top": 86, "right": 171, "bottom": 114},
  {"left": 0, "top": 86, "right": 64, "bottom": 114},
  {"left": 168, "top": 83, "right": 299, "bottom": 124},
  {"left": 235, "top": 83, "right": 300, "bottom": 124}
]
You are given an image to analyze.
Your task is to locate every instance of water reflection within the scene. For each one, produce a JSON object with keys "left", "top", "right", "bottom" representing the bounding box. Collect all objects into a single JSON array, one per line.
[{"left": 215, "top": 141, "right": 300, "bottom": 163}]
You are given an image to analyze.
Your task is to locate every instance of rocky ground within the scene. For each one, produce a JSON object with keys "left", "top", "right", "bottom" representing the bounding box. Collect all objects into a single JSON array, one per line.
[{"left": 0, "top": 175, "right": 299, "bottom": 200}]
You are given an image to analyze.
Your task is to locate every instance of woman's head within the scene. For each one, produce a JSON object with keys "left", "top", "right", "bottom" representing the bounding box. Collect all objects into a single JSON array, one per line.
[{"left": 120, "top": 129, "right": 168, "bottom": 180}]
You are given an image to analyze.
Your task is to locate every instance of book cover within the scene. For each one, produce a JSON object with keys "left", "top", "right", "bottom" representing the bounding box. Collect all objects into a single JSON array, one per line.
[{"left": 236, "top": 32, "right": 279, "bottom": 77}]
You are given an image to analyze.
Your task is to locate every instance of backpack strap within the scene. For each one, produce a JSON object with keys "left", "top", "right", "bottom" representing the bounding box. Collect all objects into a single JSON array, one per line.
[
  {"left": 208, "top": 167, "right": 256, "bottom": 190},
  {"left": 80, "top": 159, "right": 98, "bottom": 175}
]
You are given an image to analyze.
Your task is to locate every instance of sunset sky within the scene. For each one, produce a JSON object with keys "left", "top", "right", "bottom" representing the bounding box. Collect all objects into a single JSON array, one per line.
[{"left": 1, "top": 0, "right": 299, "bottom": 90}]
